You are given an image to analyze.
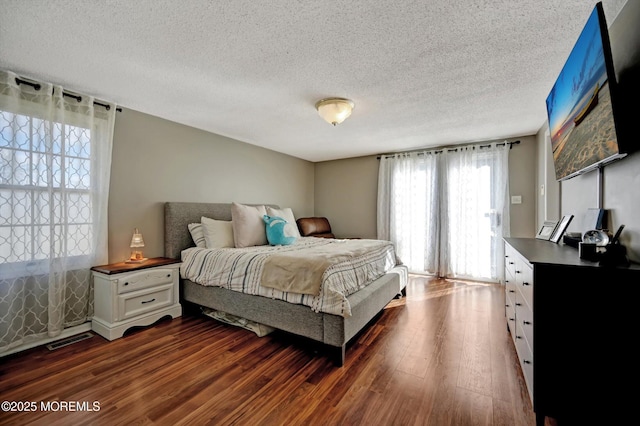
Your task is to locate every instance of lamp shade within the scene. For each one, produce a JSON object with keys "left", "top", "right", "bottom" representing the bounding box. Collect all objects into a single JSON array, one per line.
[
  {"left": 130, "top": 228, "right": 145, "bottom": 248},
  {"left": 315, "top": 98, "right": 354, "bottom": 126}
]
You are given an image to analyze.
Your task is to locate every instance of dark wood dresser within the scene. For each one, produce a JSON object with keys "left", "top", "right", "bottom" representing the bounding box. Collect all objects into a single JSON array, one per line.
[{"left": 503, "top": 237, "right": 640, "bottom": 425}]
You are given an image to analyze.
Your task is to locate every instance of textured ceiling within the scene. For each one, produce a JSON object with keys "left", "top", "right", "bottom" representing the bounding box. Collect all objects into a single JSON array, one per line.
[{"left": 0, "top": 0, "right": 628, "bottom": 162}]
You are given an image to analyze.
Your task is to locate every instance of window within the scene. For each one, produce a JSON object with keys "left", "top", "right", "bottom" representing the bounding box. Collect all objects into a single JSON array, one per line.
[
  {"left": 0, "top": 70, "right": 115, "bottom": 353},
  {"left": 0, "top": 111, "right": 94, "bottom": 271}
]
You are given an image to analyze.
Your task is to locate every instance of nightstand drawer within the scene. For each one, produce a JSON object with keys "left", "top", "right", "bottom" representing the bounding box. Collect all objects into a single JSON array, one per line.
[
  {"left": 117, "top": 284, "right": 174, "bottom": 321},
  {"left": 118, "top": 268, "right": 176, "bottom": 294}
]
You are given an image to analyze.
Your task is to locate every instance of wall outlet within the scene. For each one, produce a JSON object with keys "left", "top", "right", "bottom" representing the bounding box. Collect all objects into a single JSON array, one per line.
[{"left": 511, "top": 195, "right": 522, "bottom": 204}]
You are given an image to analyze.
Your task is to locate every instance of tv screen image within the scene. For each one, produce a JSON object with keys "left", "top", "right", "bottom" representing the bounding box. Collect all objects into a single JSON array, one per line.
[{"left": 545, "top": 2, "right": 625, "bottom": 181}]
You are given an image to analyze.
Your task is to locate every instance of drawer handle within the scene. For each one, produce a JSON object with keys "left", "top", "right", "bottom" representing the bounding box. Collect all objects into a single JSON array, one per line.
[
  {"left": 522, "top": 282, "right": 530, "bottom": 286},
  {"left": 509, "top": 317, "right": 515, "bottom": 321},
  {"left": 505, "top": 304, "right": 510, "bottom": 308},
  {"left": 167, "top": 274, "right": 171, "bottom": 278},
  {"left": 141, "top": 298, "right": 156, "bottom": 304},
  {"left": 516, "top": 335, "right": 522, "bottom": 339},
  {"left": 509, "top": 262, "right": 514, "bottom": 265},
  {"left": 523, "top": 360, "right": 532, "bottom": 365},
  {"left": 509, "top": 290, "right": 515, "bottom": 293},
  {"left": 515, "top": 303, "right": 522, "bottom": 306},
  {"left": 124, "top": 282, "right": 129, "bottom": 286},
  {"left": 523, "top": 321, "right": 532, "bottom": 325},
  {"left": 515, "top": 270, "right": 520, "bottom": 274}
]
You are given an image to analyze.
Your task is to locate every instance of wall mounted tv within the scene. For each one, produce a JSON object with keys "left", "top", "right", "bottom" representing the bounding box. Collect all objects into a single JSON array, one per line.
[{"left": 546, "top": 2, "right": 628, "bottom": 181}]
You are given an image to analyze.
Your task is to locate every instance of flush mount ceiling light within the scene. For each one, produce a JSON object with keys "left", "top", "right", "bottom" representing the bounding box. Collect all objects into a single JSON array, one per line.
[{"left": 315, "top": 97, "right": 355, "bottom": 126}]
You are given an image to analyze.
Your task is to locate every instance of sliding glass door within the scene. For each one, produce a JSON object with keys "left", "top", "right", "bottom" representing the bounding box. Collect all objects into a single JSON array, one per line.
[
  {"left": 444, "top": 149, "right": 508, "bottom": 280},
  {"left": 378, "top": 144, "right": 509, "bottom": 282}
]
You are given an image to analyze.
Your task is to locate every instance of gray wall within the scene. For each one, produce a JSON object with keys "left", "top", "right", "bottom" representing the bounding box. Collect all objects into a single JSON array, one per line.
[
  {"left": 535, "top": 128, "right": 560, "bottom": 227},
  {"left": 314, "top": 155, "right": 379, "bottom": 239},
  {"left": 314, "top": 136, "right": 538, "bottom": 240},
  {"left": 108, "top": 108, "right": 314, "bottom": 262},
  {"left": 508, "top": 136, "right": 537, "bottom": 237},
  {"left": 558, "top": 151, "right": 640, "bottom": 262},
  {"left": 537, "top": 0, "right": 640, "bottom": 262}
]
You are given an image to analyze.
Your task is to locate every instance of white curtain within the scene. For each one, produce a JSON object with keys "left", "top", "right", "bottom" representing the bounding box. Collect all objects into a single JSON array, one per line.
[
  {"left": 378, "top": 152, "right": 441, "bottom": 272},
  {"left": 0, "top": 70, "right": 115, "bottom": 353},
  {"left": 377, "top": 143, "right": 510, "bottom": 282}
]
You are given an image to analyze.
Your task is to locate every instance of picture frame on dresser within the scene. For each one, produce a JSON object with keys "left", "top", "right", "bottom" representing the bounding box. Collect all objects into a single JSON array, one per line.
[
  {"left": 583, "top": 208, "right": 605, "bottom": 235},
  {"left": 535, "top": 221, "right": 557, "bottom": 241},
  {"left": 549, "top": 214, "right": 574, "bottom": 243}
]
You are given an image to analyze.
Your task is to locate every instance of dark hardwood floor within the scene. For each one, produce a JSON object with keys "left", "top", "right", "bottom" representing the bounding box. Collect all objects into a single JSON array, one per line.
[{"left": 0, "top": 275, "right": 545, "bottom": 425}]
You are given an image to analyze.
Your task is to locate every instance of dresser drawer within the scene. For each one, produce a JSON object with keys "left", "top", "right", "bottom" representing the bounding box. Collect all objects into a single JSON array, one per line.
[
  {"left": 117, "top": 268, "right": 176, "bottom": 294},
  {"left": 517, "top": 303, "right": 534, "bottom": 349},
  {"left": 505, "top": 267, "right": 517, "bottom": 341},
  {"left": 117, "top": 284, "right": 174, "bottom": 321},
  {"left": 505, "top": 303, "right": 517, "bottom": 342},
  {"left": 505, "top": 247, "right": 517, "bottom": 280},
  {"left": 516, "top": 262, "right": 534, "bottom": 311},
  {"left": 515, "top": 321, "right": 534, "bottom": 400},
  {"left": 505, "top": 280, "right": 517, "bottom": 304}
]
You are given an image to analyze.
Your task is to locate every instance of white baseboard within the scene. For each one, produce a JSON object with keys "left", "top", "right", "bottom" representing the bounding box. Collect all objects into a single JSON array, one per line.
[{"left": 0, "top": 323, "right": 92, "bottom": 357}]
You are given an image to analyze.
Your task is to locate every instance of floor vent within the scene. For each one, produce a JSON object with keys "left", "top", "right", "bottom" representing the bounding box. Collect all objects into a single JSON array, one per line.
[{"left": 46, "top": 332, "right": 94, "bottom": 351}]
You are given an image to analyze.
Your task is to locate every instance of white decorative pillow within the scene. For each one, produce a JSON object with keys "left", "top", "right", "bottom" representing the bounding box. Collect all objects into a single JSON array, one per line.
[
  {"left": 230, "top": 202, "right": 268, "bottom": 248},
  {"left": 265, "top": 206, "right": 301, "bottom": 238},
  {"left": 188, "top": 223, "right": 206, "bottom": 248},
  {"left": 201, "top": 216, "right": 235, "bottom": 249}
]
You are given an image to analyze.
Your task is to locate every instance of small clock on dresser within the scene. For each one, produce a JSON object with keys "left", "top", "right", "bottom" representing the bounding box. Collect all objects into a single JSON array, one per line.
[{"left": 91, "top": 257, "right": 182, "bottom": 340}]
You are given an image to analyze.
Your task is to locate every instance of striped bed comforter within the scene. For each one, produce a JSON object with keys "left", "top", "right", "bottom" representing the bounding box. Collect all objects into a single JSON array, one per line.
[{"left": 180, "top": 237, "right": 401, "bottom": 317}]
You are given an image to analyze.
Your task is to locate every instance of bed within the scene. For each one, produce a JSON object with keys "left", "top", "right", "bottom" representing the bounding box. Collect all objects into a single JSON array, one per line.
[{"left": 164, "top": 202, "right": 408, "bottom": 366}]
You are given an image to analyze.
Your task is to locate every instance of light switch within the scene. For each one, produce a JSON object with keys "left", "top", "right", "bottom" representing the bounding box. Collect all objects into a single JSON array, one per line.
[
  {"left": 540, "top": 184, "right": 545, "bottom": 196},
  {"left": 511, "top": 195, "right": 522, "bottom": 204}
]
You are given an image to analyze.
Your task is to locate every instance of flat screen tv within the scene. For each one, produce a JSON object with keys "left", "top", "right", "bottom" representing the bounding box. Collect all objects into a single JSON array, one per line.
[{"left": 545, "top": 2, "right": 628, "bottom": 181}]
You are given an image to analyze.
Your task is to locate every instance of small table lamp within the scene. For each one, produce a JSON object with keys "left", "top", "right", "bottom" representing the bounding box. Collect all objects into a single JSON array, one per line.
[{"left": 127, "top": 228, "right": 147, "bottom": 263}]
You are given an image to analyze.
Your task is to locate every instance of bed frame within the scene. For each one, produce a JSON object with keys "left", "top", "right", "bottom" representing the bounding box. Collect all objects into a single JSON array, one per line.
[{"left": 164, "top": 202, "right": 406, "bottom": 366}]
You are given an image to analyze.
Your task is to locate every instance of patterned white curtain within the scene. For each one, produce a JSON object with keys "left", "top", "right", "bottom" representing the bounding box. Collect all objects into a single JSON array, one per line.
[
  {"left": 377, "top": 143, "right": 510, "bottom": 281},
  {"left": 0, "top": 70, "right": 115, "bottom": 353},
  {"left": 377, "top": 152, "right": 441, "bottom": 273}
]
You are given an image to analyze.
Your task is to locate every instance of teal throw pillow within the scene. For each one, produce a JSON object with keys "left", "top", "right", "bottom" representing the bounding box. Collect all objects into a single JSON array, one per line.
[{"left": 263, "top": 215, "right": 297, "bottom": 246}]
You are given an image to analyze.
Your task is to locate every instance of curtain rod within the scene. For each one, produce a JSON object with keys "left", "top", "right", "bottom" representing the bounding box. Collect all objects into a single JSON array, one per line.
[
  {"left": 14, "top": 77, "right": 122, "bottom": 112},
  {"left": 376, "top": 140, "right": 520, "bottom": 159}
]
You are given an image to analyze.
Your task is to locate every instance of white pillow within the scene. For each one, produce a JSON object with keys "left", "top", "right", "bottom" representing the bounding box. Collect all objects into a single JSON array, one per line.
[
  {"left": 231, "top": 202, "right": 268, "bottom": 248},
  {"left": 201, "top": 216, "right": 235, "bottom": 248},
  {"left": 188, "top": 223, "right": 206, "bottom": 248},
  {"left": 265, "top": 206, "right": 301, "bottom": 238}
]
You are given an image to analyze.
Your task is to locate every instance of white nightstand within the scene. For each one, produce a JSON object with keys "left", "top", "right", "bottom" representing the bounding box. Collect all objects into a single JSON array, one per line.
[{"left": 91, "top": 257, "right": 182, "bottom": 340}]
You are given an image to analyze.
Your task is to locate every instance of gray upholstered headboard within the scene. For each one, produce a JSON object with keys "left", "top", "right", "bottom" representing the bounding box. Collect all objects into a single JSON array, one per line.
[{"left": 164, "top": 202, "right": 279, "bottom": 259}]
